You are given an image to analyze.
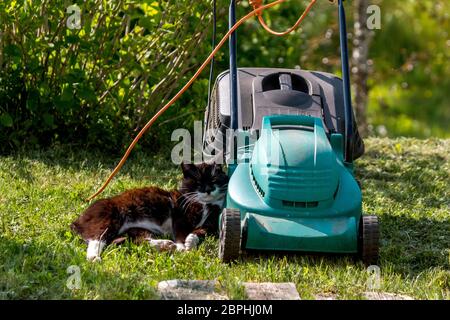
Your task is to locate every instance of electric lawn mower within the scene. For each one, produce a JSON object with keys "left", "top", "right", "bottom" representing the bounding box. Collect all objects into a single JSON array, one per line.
[
  {"left": 203, "top": 0, "right": 380, "bottom": 264},
  {"left": 87, "top": 0, "right": 379, "bottom": 265}
]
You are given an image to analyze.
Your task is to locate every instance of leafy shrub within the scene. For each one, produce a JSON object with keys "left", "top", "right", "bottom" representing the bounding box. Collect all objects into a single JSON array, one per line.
[{"left": 0, "top": 0, "right": 213, "bottom": 153}]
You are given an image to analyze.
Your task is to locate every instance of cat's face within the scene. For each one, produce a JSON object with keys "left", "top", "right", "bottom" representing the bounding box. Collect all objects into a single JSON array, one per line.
[{"left": 180, "top": 163, "right": 229, "bottom": 205}]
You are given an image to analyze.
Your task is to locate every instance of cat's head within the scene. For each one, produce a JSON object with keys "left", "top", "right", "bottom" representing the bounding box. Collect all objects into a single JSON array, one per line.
[{"left": 180, "top": 162, "right": 229, "bottom": 205}]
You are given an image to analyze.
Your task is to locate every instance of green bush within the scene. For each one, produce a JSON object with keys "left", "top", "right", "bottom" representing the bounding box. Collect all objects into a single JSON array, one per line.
[{"left": 0, "top": 0, "right": 212, "bottom": 153}]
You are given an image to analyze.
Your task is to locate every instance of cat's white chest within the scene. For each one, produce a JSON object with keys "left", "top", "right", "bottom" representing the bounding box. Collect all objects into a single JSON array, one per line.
[{"left": 195, "top": 206, "right": 210, "bottom": 229}]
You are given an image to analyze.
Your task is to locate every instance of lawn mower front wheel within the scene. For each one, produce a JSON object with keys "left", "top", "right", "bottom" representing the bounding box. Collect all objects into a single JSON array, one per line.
[
  {"left": 219, "top": 208, "right": 241, "bottom": 263},
  {"left": 358, "top": 215, "right": 380, "bottom": 265}
]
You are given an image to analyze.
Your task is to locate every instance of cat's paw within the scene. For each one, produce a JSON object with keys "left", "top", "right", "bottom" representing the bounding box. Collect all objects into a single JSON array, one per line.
[
  {"left": 175, "top": 242, "right": 186, "bottom": 252},
  {"left": 185, "top": 233, "right": 200, "bottom": 251},
  {"left": 86, "top": 240, "right": 105, "bottom": 262},
  {"left": 149, "top": 239, "right": 177, "bottom": 252}
]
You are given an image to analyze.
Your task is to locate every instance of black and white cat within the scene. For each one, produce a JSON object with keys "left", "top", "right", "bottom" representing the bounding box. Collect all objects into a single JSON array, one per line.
[{"left": 71, "top": 163, "right": 228, "bottom": 261}]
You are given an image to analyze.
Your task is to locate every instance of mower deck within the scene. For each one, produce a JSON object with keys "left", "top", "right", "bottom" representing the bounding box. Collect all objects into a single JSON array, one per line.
[{"left": 227, "top": 162, "right": 361, "bottom": 254}]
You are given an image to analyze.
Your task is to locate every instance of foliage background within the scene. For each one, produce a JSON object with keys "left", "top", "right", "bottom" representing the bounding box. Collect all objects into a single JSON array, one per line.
[{"left": 0, "top": 0, "right": 449, "bottom": 154}]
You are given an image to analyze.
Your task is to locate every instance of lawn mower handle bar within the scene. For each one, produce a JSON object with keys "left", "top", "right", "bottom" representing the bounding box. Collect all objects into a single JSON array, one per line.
[{"left": 228, "top": 0, "right": 354, "bottom": 163}]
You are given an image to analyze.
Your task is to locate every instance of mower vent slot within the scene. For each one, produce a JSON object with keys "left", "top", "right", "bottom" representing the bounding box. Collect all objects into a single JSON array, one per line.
[
  {"left": 250, "top": 165, "right": 266, "bottom": 198},
  {"left": 333, "top": 183, "right": 340, "bottom": 199},
  {"left": 272, "top": 125, "right": 314, "bottom": 132},
  {"left": 283, "top": 200, "right": 319, "bottom": 208}
]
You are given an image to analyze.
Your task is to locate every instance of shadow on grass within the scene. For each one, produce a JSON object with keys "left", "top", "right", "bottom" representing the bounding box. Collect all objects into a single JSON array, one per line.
[
  {"left": 240, "top": 250, "right": 359, "bottom": 268},
  {"left": 378, "top": 213, "right": 449, "bottom": 274},
  {"left": 356, "top": 150, "right": 448, "bottom": 206},
  {"left": 356, "top": 142, "right": 449, "bottom": 275}
]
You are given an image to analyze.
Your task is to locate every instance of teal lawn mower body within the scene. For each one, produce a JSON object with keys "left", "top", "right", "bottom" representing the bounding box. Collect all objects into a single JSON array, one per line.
[
  {"left": 203, "top": 0, "right": 379, "bottom": 264},
  {"left": 227, "top": 116, "right": 361, "bottom": 254}
]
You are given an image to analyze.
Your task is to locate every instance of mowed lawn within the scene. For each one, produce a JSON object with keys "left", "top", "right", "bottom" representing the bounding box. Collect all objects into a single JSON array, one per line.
[{"left": 0, "top": 138, "right": 449, "bottom": 300}]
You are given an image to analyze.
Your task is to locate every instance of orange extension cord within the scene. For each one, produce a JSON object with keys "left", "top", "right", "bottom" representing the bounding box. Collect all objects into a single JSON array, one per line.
[
  {"left": 87, "top": 0, "right": 318, "bottom": 201},
  {"left": 250, "top": 0, "right": 317, "bottom": 36}
]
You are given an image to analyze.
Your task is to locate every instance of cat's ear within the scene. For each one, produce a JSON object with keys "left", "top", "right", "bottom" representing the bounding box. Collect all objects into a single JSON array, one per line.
[{"left": 181, "top": 162, "right": 198, "bottom": 178}]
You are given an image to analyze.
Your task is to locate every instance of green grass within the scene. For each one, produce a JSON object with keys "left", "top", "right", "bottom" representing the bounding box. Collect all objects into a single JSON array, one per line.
[{"left": 0, "top": 138, "right": 449, "bottom": 300}]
